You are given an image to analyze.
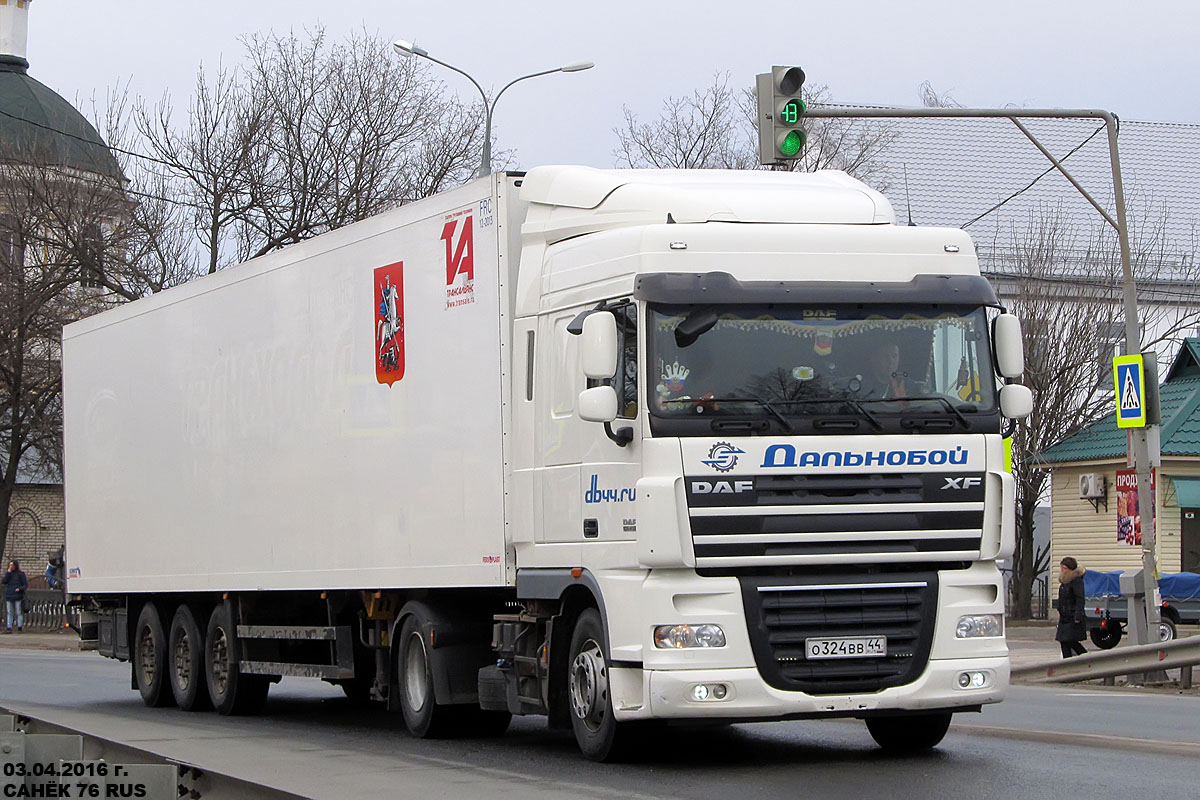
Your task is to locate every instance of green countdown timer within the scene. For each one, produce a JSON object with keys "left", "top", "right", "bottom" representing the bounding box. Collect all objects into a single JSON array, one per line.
[
  {"left": 779, "top": 129, "right": 806, "bottom": 157},
  {"left": 780, "top": 98, "right": 806, "bottom": 125}
]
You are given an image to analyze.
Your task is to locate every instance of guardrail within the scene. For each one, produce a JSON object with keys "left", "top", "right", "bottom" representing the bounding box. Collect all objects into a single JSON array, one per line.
[{"left": 1012, "top": 634, "right": 1200, "bottom": 686}]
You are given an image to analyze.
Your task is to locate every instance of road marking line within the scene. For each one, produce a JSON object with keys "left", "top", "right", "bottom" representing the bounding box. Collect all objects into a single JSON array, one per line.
[{"left": 953, "top": 724, "right": 1200, "bottom": 758}]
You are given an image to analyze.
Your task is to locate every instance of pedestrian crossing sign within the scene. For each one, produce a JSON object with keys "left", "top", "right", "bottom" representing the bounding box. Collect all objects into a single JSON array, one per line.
[{"left": 1113, "top": 354, "right": 1146, "bottom": 428}]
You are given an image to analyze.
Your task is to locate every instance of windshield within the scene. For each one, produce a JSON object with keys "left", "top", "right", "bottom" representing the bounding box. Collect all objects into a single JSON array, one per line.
[{"left": 648, "top": 303, "right": 998, "bottom": 435}]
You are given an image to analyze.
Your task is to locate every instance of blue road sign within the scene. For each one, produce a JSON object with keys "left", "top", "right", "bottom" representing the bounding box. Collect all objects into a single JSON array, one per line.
[{"left": 1113, "top": 355, "right": 1146, "bottom": 428}]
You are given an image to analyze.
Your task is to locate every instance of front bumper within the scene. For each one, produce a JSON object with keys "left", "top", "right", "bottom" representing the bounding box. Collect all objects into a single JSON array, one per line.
[{"left": 610, "top": 655, "right": 1008, "bottom": 721}]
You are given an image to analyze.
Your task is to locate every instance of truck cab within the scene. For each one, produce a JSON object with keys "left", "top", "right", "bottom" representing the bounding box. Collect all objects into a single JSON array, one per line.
[{"left": 496, "top": 166, "right": 1031, "bottom": 758}]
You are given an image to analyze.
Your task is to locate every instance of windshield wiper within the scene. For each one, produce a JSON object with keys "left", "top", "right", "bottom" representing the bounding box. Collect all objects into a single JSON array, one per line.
[
  {"left": 770, "top": 397, "right": 883, "bottom": 431},
  {"left": 859, "top": 395, "right": 972, "bottom": 428},
  {"left": 691, "top": 396, "right": 795, "bottom": 433}
]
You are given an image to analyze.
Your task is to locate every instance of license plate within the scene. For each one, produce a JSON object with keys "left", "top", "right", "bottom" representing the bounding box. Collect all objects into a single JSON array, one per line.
[{"left": 805, "top": 636, "right": 887, "bottom": 660}]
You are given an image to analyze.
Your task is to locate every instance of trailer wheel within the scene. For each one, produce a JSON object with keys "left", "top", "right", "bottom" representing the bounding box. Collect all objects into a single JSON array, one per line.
[
  {"left": 1089, "top": 625, "right": 1123, "bottom": 650},
  {"left": 134, "top": 603, "right": 175, "bottom": 708},
  {"left": 397, "top": 613, "right": 454, "bottom": 737},
  {"left": 567, "top": 608, "right": 635, "bottom": 762},
  {"left": 1159, "top": 619, "right": 1178, "bottom": 642},
  {"left": 169, "top": 605, "right": 211, "bottom": 711},
  {"left": 865, "top": 712, "right": 952, "bottom": 752},
  {"left": 205, "top": 604, "right": 269, "bottom": 716}
]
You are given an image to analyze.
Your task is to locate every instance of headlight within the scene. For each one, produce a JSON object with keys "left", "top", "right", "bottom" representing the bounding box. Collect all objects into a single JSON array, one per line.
[
  {"left": 956, "top": 614, "right": 1004, "bottom": 638},
  {"left": 654, "top": 624, "right": 726, "bottom": 649}
]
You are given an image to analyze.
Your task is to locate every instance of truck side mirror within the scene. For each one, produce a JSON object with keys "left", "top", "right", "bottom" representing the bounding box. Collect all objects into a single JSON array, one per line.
[
  {"left": 999, "top": 383, "right": 1033, "bottom": 420},
  {"left": 578, "top": 386, "right": 618, "bottom": 423},
  {"left": 993, "top": 315, "right": 1025, "bottom": 378},
  {"left": 581, "top": 312, "right": 618, "bottom": 379}
]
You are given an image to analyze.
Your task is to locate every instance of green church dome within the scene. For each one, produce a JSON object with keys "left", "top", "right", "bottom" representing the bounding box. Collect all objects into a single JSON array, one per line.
[{"left": 0, "top": 54, "right": 124, "bottom": 181}]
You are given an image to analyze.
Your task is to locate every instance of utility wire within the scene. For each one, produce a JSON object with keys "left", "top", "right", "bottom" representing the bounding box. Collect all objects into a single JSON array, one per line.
[{"left": 960, "top": 123, "right": 1108, "bottom": 230}]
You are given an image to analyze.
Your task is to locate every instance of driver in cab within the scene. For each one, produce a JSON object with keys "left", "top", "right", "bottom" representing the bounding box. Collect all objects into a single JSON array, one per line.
[{"left": 858, "top": 341, "right": 923, "bottom": 399}]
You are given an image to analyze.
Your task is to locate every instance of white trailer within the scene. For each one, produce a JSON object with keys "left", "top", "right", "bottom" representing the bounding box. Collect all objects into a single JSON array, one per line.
[{"left": 64, "top": 167, "right": 1032, "bottom": 760}]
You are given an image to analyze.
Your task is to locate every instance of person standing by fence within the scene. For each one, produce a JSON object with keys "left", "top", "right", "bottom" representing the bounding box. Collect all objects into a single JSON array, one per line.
[
  {"left": 3, "top": 559, "right": 28, "bottom": 633},
  {"left": 1056, "top": 556, "right": 1087, "bottom": 658}
]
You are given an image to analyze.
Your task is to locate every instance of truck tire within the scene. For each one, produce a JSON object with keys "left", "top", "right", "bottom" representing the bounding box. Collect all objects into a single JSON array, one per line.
[
  {"left": 205, "top": 604, "right": 269, "bottom": 715},
  {"left": 397, "top": 613, "right": 456, "bottom": 737},
  {"left": 567, "top": 608, "right": 635, "bottom": 762},
  {"left": 1159, "top": 619, "right": 1178, "bottom": 642},
  {"left": 865, "top": 712, "right": 952, "bottom": 752},
  {"left": 169, "top": 605, "right": 211, "bottom": 711},
  {"left": 134, "top": 603, "right": 175, "bottom": 708},
  {"left": 1089, "top": 625, "right": 1123, "bottom": 650}
]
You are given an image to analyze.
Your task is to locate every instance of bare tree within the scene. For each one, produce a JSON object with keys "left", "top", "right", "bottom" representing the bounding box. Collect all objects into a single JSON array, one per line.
[
  {"left": 0, "top": 156, "right": 124, "bottom": 558},
  {"left": 136, "top": 27, "right": 485, "bottom": 273},
  {"left": 615, "top": 75, "right": 755, "bottom": 169},
  {"left": 918, "top": 80, "right": 963, "bottom": 109},
  {"left": 994, "top": 199, "right": 1200, "bottom": 617},
  {"left": 614, "top": 73, "right": 898, "bottom": 188}
]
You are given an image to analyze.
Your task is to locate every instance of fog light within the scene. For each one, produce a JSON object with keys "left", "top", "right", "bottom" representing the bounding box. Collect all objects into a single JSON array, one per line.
[
  {"left": 654, "top": 624, "right": 727, "bottom": 649},
  {"left": 688, "top": 683, "right": 729, "bottom": 702},
  {"left": 956, "top": 614, "right": 1004, "bottom": 638},
  {"left": 956, "top": 670, "right": 991, "bottom": 689}
]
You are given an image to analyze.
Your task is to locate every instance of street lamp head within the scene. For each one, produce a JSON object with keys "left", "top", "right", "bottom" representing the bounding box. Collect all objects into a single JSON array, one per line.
[
  {"left": 560, "top": 61, "right": 595, "bottom": 73},
  {"left": 392, "top": 39, "right": 429, "bottom": 58}
]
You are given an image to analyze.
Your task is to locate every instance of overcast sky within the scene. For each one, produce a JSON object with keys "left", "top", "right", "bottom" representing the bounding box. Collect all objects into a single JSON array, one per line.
[{"left": 27, "top": 0, "right": 1200, "bottom": 171}]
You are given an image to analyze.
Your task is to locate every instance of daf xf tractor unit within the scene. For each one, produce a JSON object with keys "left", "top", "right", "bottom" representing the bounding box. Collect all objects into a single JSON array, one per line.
[{"left": 63, "top": 166, "right": 1032, "bottom": 761}]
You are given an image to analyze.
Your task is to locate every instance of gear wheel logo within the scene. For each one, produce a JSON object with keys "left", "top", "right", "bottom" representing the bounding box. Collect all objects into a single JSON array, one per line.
[{"left": 702, "top": 442, "right": 744, "bottom": 472}]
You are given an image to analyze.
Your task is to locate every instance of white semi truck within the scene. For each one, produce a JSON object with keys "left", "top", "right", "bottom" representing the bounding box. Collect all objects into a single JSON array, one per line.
[{"left": 63, "top": 166, "right": 1032, "bottom": 761}]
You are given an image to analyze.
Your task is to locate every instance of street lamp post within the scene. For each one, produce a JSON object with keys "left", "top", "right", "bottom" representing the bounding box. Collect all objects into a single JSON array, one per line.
[{"left": 392, "top": 39, "right": 593, "bottom": 178}]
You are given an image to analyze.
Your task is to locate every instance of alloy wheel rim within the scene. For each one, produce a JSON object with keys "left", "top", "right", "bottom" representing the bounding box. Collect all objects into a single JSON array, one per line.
[{"left": 569, "top": 638, "right": 608, "bottom": 732}]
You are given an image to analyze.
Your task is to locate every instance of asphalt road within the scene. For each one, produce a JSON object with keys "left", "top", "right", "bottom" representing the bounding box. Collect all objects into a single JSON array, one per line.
[{"left": 2, "top": 647, "right": 1198, "bottom": 799}]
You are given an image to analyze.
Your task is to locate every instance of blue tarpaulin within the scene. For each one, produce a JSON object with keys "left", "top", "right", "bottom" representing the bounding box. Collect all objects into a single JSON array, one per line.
[{"left": 1083, "top": 570, "right": 1200, "bottom": 600}]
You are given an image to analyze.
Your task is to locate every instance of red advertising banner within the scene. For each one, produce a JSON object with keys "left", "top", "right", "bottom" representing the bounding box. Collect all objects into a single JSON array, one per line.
[
  {"left": 375, "top": 261, "right": 404, "bottom": 386},
  {"left": 1115, "top": 468, "right": 1155, "bottom": 546}
]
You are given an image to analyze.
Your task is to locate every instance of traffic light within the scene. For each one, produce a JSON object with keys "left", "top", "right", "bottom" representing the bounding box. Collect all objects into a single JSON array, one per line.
[{"left": 756, "top": 66, "right": 807, "bottom": 166}]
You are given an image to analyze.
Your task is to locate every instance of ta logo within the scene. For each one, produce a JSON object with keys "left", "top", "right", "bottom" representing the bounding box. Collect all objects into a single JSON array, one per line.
[{"left": 703, "top": 442, "right": 744, "bottom": 472}]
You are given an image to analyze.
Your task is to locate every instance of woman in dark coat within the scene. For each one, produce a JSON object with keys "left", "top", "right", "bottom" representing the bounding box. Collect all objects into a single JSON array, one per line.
[{"left": 1056, "top": 556, "right": 1087, "bottom": 658}]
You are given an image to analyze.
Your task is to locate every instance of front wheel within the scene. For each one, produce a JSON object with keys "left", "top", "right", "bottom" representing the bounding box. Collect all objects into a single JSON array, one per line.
[
  {"left": 567, "top": 608, "right": 637, "bottom": 762},
  {"left": 865, "top": 712, "right": 952, "bottom": 753}
]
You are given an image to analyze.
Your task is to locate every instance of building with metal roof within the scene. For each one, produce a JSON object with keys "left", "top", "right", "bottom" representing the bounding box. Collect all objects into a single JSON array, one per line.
[{"left": 1036, "top": 339, "right": 1200, "bottom": 595}]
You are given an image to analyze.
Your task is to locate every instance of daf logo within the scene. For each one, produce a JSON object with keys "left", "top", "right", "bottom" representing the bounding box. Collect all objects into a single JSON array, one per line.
[
  {"left": 692, "top": 480, "right": 755, "bottom": 494},
  {"left": 941, "top": 476, "right": 983, "bottom": 490},
  {"left": 702, "top": 442, "right": 745, "bottom": 472}
]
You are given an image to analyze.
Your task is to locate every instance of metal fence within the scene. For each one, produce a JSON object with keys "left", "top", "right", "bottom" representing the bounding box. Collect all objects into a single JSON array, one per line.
[
  {"left": 17, "top": 589, "right": 78, "bottom": 632},
  {"left": 1001, "top": 568, "right": 1051, "bottom": 620}
]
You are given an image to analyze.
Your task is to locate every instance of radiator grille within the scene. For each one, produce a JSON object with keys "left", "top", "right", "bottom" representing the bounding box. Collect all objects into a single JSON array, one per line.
[{"left": 741, "top": 575, "right": 938, "bottom": 694}]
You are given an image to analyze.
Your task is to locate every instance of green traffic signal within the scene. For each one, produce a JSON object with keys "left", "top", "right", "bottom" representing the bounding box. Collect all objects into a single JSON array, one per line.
[{"left": 779, "top": 129, "right": 806, "bottom": 157}]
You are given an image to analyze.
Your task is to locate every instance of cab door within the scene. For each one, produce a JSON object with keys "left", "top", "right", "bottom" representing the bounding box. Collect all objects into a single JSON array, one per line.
[{"left": 536, "top": 301, "right": 641, "bottom": 544}]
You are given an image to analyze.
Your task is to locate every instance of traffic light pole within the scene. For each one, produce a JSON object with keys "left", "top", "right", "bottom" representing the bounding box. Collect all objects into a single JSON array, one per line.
[{"left": 798, "top": 106, "right": 1160, "bottom": 644}]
